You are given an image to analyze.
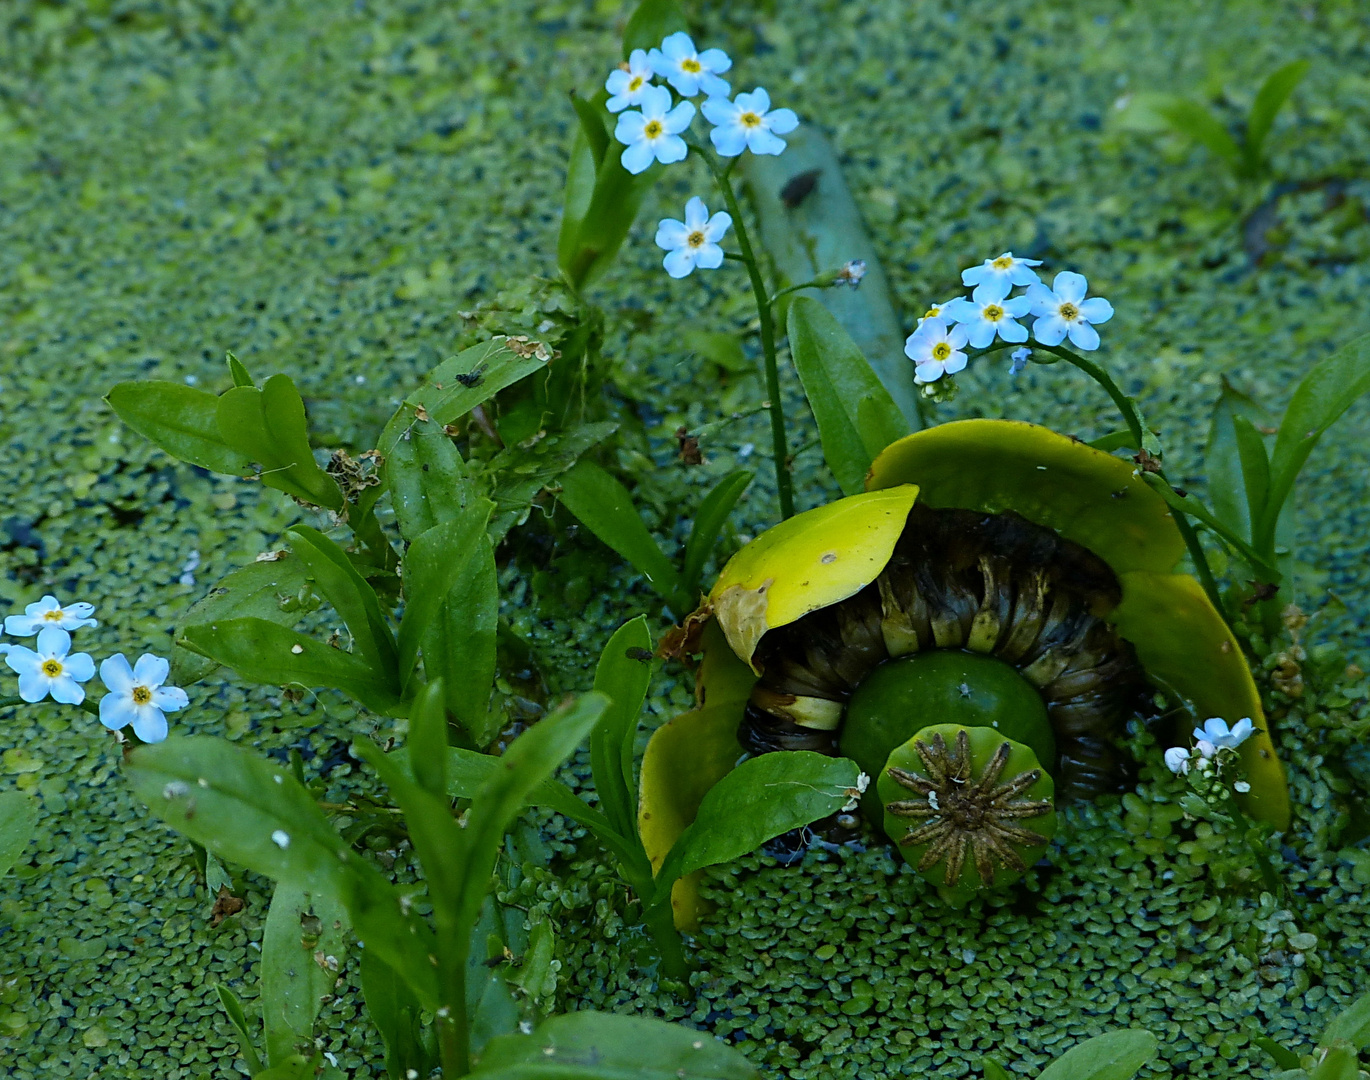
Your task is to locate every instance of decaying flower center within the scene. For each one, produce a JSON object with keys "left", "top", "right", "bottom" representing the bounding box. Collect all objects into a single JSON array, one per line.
[
  {"left": 885, "top": 728, "right": 1054, "bottom": 886},
  {"left": 740, "top": 504, "right": 1155, "bottom": 797},
  {"left": 1058, "top": 302, "right": 1080, "bottom": 321},
  {"left": 643, "top": 119, "right": 664, "bottom": 138},
  {"left": 42, "top": 659, "right": 63, "bottom": 677},
  {"left": 132, "top": 686, "right": 153, "bottom": 705}
]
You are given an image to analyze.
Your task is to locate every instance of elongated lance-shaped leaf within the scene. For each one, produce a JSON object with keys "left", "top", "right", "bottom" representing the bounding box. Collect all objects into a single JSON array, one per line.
[
  {"left": 106, "top": 381, "right": 254, "bottom": 475},
  {"left": 488, "top": 421, "right": 618, "bottom": 543},
  {"left": 1322, "top": 990, "right": 1370, "bottom": 1049},
  {"left": 1258, "top": 330, "right": 1370, "bottom": 552},
  {"left": 788, "top": 296, "right": 910, "bottom": 496},
  {"left": 378, "top": 409, "right": 481, "bottom": 544},
  {"left": 1154, "top": 97, "right": 1242, "bottom": 168},
  {"left": 0, "top": 792, "right": 38, "bottom": 879},
  {"left": 470, "top": 1011, "right": 758, "bottom": 1079},
  {"left": 1036, "top": 1029, "right": 1158, "bottom": 1080},
  {"left": 179, "top": 617, "right": 404, "bottom": 716},
  {"left": 1254, "top": 1036, "right": 1304, "bottom": 1071},
  {"left": 1206, "top": 376, "right": 1275, "bottom": 540},
  {"left": 217, "top": 374, "right": 344, "bottom": 511},
  {"left": 261, "top": 881, "right": 349, "bottom": 1066},
  {"left": 1231, "top": 413, "right": 1271, "bottom": 537},
  {"left": 227, "top": 351, "right": 256, "bottom": 387},
  {"left": 125, "top": 736, "right": 440, "bottom": 1008},
  {"left": 1140, "top": 476, "right": 1280, "bottom": 582},
  {"left": 423, "top": 529, "right": 500, "bottom": 745},
  {"left": 286, "top": 525, "right": 398, "bottom": 683},
  {"left": 981, "top": 1059, "right": 1011, "bottom": 1080},
  {"left": 361, "top": 950, "right": 439, "bottom": 1080},
  {"left": 556, "top": 460, "right": 688, "bottom": 613},
  {"left": 408, "top": 679, "right": 449, "bottom": 799},
  {"left": 741, "top": 127, "right": 921, "bottom": 429},
  {"left": 591, "top": 617, "right": 654, "bottom": 841},
  {"left": 405, "top": 338, "right": 550, "bottom": 428},
  {"left": 216, "top": 984, "right": 264, "bottom": 1074},
  {"left": 682, "top": 470, "right": 752, "bottom": 596},
  {"left": 1246, "top": 59, "right": 1310, "bottom": 168}
]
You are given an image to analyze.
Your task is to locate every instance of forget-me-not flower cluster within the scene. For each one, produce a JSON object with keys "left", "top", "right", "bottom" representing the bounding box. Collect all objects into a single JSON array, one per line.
[{"left": 905, "top": 252, "right": 1115, "bottom": 384}]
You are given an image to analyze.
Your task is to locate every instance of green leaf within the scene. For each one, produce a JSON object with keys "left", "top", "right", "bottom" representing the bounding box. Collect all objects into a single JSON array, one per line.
[
  {"left": 1246, "top": 59, "right": 1310, "bottom": 164},
  {"left": 261, "top": 881, "right": 349, "bottom": 1066},
  {"left": 106, "top": 381, "right": 252, "bottom": 475},
  {"left": 655, "top": 752, "right": 861, "bottom": 895},
  {"left": 1259, "top": 331, "right": 1370, "bottom": 552},
  {"left": 558, "top": 117, "right": 603, "bottom": 285},
  {"left": 741, "top": 127, "right": 921, "bottom": 428},
  {"left": 568, "top": 91, "right": 610, "bottom": 168},
  {"left": 1140, "top": 475, "right": 1280, "bottom": 581},
  {"left": 408, "top": 338, "right": 550, "bottom": 427},
  {"left": 466, "top": 899, "right": 521, "bottom": 1054},
  {"left": 621, "top": 0, "right": 688, "bottom": 58},
  {"left": 408, "top": 680, "right": 449, "bottom": 799},
  {"left": 682, "top": 470, "right": 752, "bottom": 595},
  {"left": 227, "top": 351, "right": 256, "bottom": 388},
  {"left": 788, "top": 297, "right": 910, "bottom": 495},
  {"left": 1309, "top": 1044, "right": 1360, "bottom": 1080},
  {"left": 1206, "top": 376, "right": 1273, "bottom": 539},
  {"left": 172, "top": 556, "right": 313, "bottom": 685},
  {"left": 252, "top": 1055, "right": 318, "bottom": 1080},
  {"left": 591, "top": 617, "right": 654, "bottom": 840},
  {"left": 1153, "top": 97, "right": 1242, "bottom": 167},
  {"left": 471, "top": 1011, "right": 758, "bottom": 1079},
  {"left": 1232, "top": 413, "right": 1271, "bottom": 531},
  {"left": 507, "top": 918, "right": 558, "bottom": 1010},
  {"left": 0, "top": 792, "right": 38, "bottom": 879},
  {"left": 216, "top": 375, "right": 344, "bottom": 510},
  {"left": 361, "top": 950, "right": 439, "bottom": 1080},
  {"left": 179, "top": 617, "right": 404, "bottom": 716},
  {"left": 424, "top": 528, "right": 500, "bottom": 745},
  {"left": 127, "top": 736, "right": 440, "bottom": 1009},
  {"left": 1088, "top": 430, "right": 1138, "bottom": 453},
  {"left": 556, "top": 460, "right": 687, "bottom": 612},
  {"left": 285, "top": 525, "right": 398, "bottom": 682},
  {"left": 981, "top": 1059, "right": 1010, "bottom": 1080},
  {"left": 378, "top": 410, "right": 480, "bottom": 543},
  {"left": 1036, "top": 1029, "right": 1158, "bottom": 1080},
  {"left": 216, "top": 984, "right": 265, "bottom": 1074},
  {"left": 488, "top": 421, "right": 618, "bottom": 542},
  {"left": 396, "top": 500, "right": 494, "bottom": 697},
  {"left": 1321, "top": 991, "right": 1370, "bottom": 1049},
  {"left": 1255, "top": 1036, "right": 1304, "bottom": 1070}
]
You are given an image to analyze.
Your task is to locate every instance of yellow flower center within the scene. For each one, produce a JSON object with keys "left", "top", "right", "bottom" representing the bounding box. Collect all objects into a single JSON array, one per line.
[
  {"left": 740, "top": 111, "right": 762, "bottom": 128},
  {"left": 43, "top": 609, "right": 64, "bottom": 621},
  {"left": 132, "top": 685, "right": 153, "bottom": 705},
  {"left": 931, "top": 342, "right": 952, "bottom": 361},
  {"left": 643, "top": 119, "right": 663, "bottom": 138},
  {"left": 42, "top": 659, "right": 63, "bottom": 677},
  {"left": 992, "top": 256, "right": 1013, "bottom": 270},
  {"left": 1059, "top": 302, "right": 1080, "bottom": 321},
  {"left": 681, "top": 58, "right": 701, "bottom": 73},
  {"left": 629, "top": 75, "right": 644, "bottom": 91},
  {"left": 983, "top": 304, "right": 1004, "bottom": 321},
  {"left": 687, "top": 230, "right": 706, "bottom": 249},
  {"left": 923, "top": 306, "right": 941, "bottom": 319}
]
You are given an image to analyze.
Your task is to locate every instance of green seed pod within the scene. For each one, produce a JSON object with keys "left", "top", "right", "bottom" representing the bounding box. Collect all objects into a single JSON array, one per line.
[{"left": 879, "top": 724, "right": 1055, "bottom": 894}]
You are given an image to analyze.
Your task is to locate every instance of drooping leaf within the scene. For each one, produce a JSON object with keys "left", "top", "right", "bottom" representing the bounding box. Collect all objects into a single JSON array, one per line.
[
  {"left": 126, "top": 736, "right": 440, "bottom": 1008},
  {"left": 285, "top": 525, "right": 398, "bottom": 681},
  {"left": 488, "top": 421, "right": 618, "bottom": 542},
  {"left": 0, "top": 792, "right": 38, "bottom": 879},
  {"left": 361, "top": 950, "right": 439, "bottom": 1080},
  {"left": 590, "top": 617, "right": 654, "bottom": 840},
  {"left": 378, "top": 410, "right": 480, "bottom": 543},
  {"left": 1036, "top": 1029, "right": 1158, "bottom": 1080},
  {"left": 1321, "top": 990, "right": 1370, "bottom": 1049},
  {"left": 788, "top": 296, "right": 909, "bottom": 496},
  {"left": 216, "top": 374, "right": 344, "bottom": 510},
  {"left": 261, "top": 881, "right": 349, "bottom": 1065},
  {"left": 1246, "top": 59, "right": 1311, "bottom": 164},
  {"left": 178, "top": 617, "right": 404, "bottom": 716},
  {"left": 172, "top": 556, "right": 314, "bottom": 685},
  {"left": 106, "top": 381, "right": 252, "bottom": 475},
  {"left": 407, "top": 338, "right": 550, "bottom": 427},
  {"left": 1153, "top": 97, "right": 1242, "bottom": 167},
  {"left": 216, "top": 984, "right": 265, "bottom": 1074},
  {"left": 1259, "top": 331, "right": 1370, "bottom": 551},
  {"left": 556, "top": 460, "right": 687, "bottom": 613},
  {"left": 682, "top": 470, "right": 752, "bottom": 595},
  {"left": 470, "top": 1011, "right": 759, "bottom": 1079},
  {"left": 621, "top": 0, "right": 688, "bottom": 58}
]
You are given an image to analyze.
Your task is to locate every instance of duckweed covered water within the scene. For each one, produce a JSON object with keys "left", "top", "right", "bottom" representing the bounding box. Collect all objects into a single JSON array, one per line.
[{"left": 1, "top": 0, "right": 1368, "bottom": 1075}]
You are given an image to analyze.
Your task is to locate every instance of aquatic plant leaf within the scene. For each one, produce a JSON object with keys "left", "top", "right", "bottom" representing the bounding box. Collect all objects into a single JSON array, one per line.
[
  {"left": 407, "top": 680, "right": 448, "bottom": 799},
  {"left": 1153, "top": 97, "right": 1242, "bottom": 167},
  {"left": 621, "top": 0, "right": 688, "bottom": 58},
  {"left": 981, "top": 1060, "right": 1010, "bottom": 1080},
  {"left": 106, "top": 381, "right": 253, "bottom": 476},
  {"left": 172, "top": 556, "right": 314, "bottom": 685},
  {"left": 216, "top": 984, "right": 264, "bottom": 1074},
  {"left": 788, "top": 296, "right": 910, "bottom": 496},
  {"left": 217, "top": 374, "right": 345, "bottom": 510},
  {"left": 1308, "top": 1044, "right": 1360, "bottom": 1080},
  {"left": 361, "top": 950, "right": 438, "bottom": 1080},
  {"left": 1036, "top": 1029, "right": 1158, "bottom": 1080},
  {"left": 1246, "top": 59, "right": 1310, "bottom": 164},
  {"left": 591, "top": 616, "right": 654, "bottom": 841},
  {"left": 126, "top": 736, "right": 440, "bottom": 1008},
  {"left": 682, "top": 469, "right": 753, "bottom": 597},
  {"left": 1255, "top": 1036, "right": 1304, "bottom": 1070},
  {"left": 488, "top": 421, "right": 619, "bottom": 542},
  {"left": 471, "top": 1011, "right": 758, "bottom": 1079},
  {"left": 1259, "top": 330, "right": 1370, "bottom": 551},
  {"left": 179, "top": 617, "right": 403, "bottom": 716},
  {"left": 227, "top": 351, "right": 255, "bottom": 388},
  {"left": 408, "top": 338, "right": 549, "bottom": 427},
  {"left": 286, "top": 525, "right": 398, "bottom": 680},
  {"left": 261, "top": 880, "right": 348, "bottom": 1065},
  {"left": 0, "top": 792, "right": 38, "bottom": 878},
  {"left": 557, "top": 460, "right": 688, "bottom": 613},
  {"left": 252, "top": 1055, "right": 319, "bottom": 1080},
  {"left": 1206, "top": 376, "right": 1275, "bottom": 539},
  {"left": 1321, "top": 990, "right": 1370, "bottom": 1049},
  {"left": 379, "top": 411, "right": 480, "bottom": 543}
]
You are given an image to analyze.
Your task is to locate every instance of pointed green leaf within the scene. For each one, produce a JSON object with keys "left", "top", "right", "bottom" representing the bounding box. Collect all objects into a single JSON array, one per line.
[
  {"left": 422, "top": 529, "right": 500, "bottom": 744},
  {"left": 361, "top": 950, "right": 439, "bottom": 1080},
  {"left": 1247, "top": 59, "right": 1310, "bottom": 163},
  {"left": 407, "top": 338, "right": 549, "bottom": 427},
  {"left": 1255, "top": 1036, "right": 1304, "bottom": 1070},
  {"left": 1206, "top": 377, "right": 1273, "bottom": 538},
  {"left": 1321, "top": 991, "right": 1370, "bottom": 1049},
  {"left": 682, "top": 470, "right": 752, "bottom": 595},
  {"left": 408, "top": 680, "right": 449, "bottom": 799},
  {"left": 261, "top": 881, "right": 349, "bottom": 1066},
  {"left": 216, "top": 984, "right": 264, "bottom": 1074},
  {"left": 1232, "top": 413, "right": 1271, "bottom": 530},
  {"left": 466, "top": 899, "right": 521, "bottom": 1054},
  {"left": 1308, "top": 1044, "right": 1360, "bottom": 1080},
  {"left": 1154, "top": 97, "right": 1242, "bottom": 165},
  {"left": 1036, "top": 1030, "right": 1158, "bottom": 1080},
  {"left": 591, "top": 617, "right": 653, "bottom": 840},
  {"left": 556, "top": 460, "right": 686, "bottom": 612},
  {"left": 569, "top": 91, "right": 610, "bottom": 167},
  {"left": 981, "top": 1060, "right": 1010, "bottom": 1080},
  {"left": 488, "top": 421, "right": 618, "bottom": 543},
  {"left": 0, "top": 792, "right": 38, "bottom": 879},
  {"left": 216, "top": 375, "right": 344, "bottom": 510},
  {"left": 788, "top": 296, "right": 910, "bottom": 495},
  {"left": 227, "top": 351, "right": 256, "bottom": 388},
  {"left": 378, "top": 411, "right": 480, "bottom": 543},
  {"left": 106, "top": 381, "right": 253, "bottom": 475}
]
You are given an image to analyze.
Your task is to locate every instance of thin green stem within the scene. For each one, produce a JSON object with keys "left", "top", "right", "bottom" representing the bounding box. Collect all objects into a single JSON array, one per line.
[
  {"left": 768, "top": 278, "right": 829, "bottom": 307},
  {"left": 1221, "top": 788, "right": 1285, "bottom": 898},
  {"left": 1172, "top": 510, "right": 1226, "bottom": 616},
  {"left": 696, "top": 143, "right": 794, "bottom": 519}
]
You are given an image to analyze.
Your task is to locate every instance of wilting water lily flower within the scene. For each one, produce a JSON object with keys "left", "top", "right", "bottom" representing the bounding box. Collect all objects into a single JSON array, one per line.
[
  {"left": 4, "top": 595, "right": 98, "bottom": 635},
  {"left": 613, "top": 84, "right": 694, "bottom": 175},
  {"left": 4, "top": 626, "right": 96, "bottom": 704},
  {"left": 648, "top": 32, "right": 731, "bottom": 98},
  {"left": 1028, "top": 271, "right": 1114, "bottom": 351},
  {"left": 655, "top": 196, "right": 732, "bottom": 278},
  {"left": 963, "top": 251, "right": 1042, "bottom": 290},
  {"left": 99, "top": 653, "right": 188, "bottom": 743},
  {"left": 606, "top": 49, "right": 656, "bottom": 113},
  {"left": 701, "top": 88, "right": 798, "bottom": 157}
]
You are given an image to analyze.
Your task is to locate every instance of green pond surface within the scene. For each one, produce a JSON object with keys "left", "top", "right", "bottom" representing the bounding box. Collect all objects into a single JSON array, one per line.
[{"left": 1, "top": 0, "right": 1368, "bottom": 1076}]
